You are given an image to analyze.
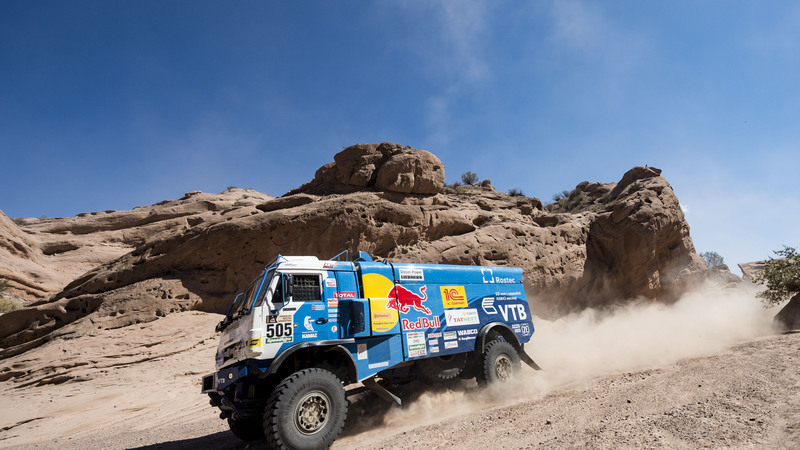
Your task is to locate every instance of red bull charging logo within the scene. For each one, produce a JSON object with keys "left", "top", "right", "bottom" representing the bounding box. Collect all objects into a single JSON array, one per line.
[{"left": 386, "top": 285, "right": 431, "bottom": 315}]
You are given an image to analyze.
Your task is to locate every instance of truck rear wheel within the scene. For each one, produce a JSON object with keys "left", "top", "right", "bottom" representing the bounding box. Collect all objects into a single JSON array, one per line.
[
  {"left": 264, "top": 368, "right": 347, "bottom": 450},
  {"left": 227, "top": 416, "right": 265, "bottom": 442},
  {"left": 477, "top": 340, "right": 521, "bottom": 384}
]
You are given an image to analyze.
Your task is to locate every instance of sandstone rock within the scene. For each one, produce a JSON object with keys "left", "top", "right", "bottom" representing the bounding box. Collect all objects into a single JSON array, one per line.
[
  {"left": 739, "top": 260, "right": 769, "bottom": 282},
  {"left": 0, "top": 152, "right": 707, "bottom": 354},
  {"left": 289, "top": 143, "right": 444, "bottom": 195},
  {"left": 774, "top": 293, "right": 800, "bottom": 331}
]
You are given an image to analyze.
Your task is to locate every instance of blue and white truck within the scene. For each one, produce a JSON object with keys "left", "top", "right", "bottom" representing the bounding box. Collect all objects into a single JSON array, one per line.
[{"left": 202, "top": 251, "right": 540, "bottom": 449}]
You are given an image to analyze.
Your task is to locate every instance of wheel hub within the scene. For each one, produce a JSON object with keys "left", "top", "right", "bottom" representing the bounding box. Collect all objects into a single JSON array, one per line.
[
  {"left": 294, "top": 390, "right": 330, "bottom": 435},
  {"left": 495, "top": 354, "right": 513, "bottom": 381}
]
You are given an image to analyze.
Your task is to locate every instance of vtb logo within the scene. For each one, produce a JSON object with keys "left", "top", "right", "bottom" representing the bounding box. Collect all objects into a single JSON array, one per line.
[{"left": 386, "top": 285, "right": 431, "bottom": 315}]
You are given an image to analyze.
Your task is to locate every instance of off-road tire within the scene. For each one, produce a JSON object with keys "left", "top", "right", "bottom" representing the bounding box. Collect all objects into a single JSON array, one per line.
[
  {"left": 476, "top": 339, "right": 521, "bottom": 385},
  {"left": 264, "top": 368, "right": 347, "bottom": 450},
  {"left": 417, "top": 354, "right": 467, "bottom": 381},
  {"left": 227, "top": 416, "right": 264, "bottom": 442}
]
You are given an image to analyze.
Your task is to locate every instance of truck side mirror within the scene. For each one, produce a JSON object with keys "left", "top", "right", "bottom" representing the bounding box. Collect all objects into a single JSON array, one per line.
[{"left": 285, "top": 274, "right": 293, "bottom": 299}]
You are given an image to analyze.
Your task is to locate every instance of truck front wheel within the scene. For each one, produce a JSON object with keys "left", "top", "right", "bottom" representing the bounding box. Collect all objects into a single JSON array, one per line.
[
  {"left": 264, "top": 368, "right": 347, "bottom": 450},
  {"left": 477, "top": 340, "right": 521, "bottom": 384}
]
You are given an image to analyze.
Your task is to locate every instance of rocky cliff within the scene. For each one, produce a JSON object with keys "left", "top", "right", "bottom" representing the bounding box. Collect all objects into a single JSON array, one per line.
[{"left": 0, "top": 143, "right": 706, "bottom": 358}]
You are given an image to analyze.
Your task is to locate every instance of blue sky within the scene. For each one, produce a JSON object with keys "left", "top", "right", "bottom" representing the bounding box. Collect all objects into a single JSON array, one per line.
[{"left": 1, "top": 1, "right": 797, "bottom": 271}]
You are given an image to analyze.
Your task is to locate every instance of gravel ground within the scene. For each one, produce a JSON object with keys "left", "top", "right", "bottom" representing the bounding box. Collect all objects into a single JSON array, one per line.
[{"left": 5, "top": 332, "right": 797, "bottom": 450}]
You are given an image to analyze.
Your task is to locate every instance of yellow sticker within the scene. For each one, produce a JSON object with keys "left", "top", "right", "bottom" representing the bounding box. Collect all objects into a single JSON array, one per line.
[
  {"left": 440, "top": 286, "right": 468, "bottom": 308},
  {"left": 247, "top": 338, "right": 261, "bottom": 347}
]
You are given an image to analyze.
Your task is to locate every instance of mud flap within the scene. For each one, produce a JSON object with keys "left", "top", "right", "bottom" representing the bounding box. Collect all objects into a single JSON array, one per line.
[
  {"left": 362, "top": 377, "right": 402, "bottom": 406},
  {"left": 518, "top": 346, "right": 542, "bottom": 371}
]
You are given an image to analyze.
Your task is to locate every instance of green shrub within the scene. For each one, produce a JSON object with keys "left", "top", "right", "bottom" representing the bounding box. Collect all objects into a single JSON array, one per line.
[
  {"left": 12, "top": 218, "right": 28, "bottom": 226},
  {"left": 461, "top": 171, "right": 479, "bottom": 185},
  {"left": 508, "top": 188, "right": 524, "bottom": 197},
  {"left": 0, "top": 297, "right": 21, "bottom": 313},
  {"left": 754, "top": 246, "right": 800, "bottom": 306}
]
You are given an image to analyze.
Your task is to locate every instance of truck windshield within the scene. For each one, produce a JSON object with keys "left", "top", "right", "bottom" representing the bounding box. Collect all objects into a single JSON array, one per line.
[{"left": 217, "top": 268, "right": 274, "bottom": 332}]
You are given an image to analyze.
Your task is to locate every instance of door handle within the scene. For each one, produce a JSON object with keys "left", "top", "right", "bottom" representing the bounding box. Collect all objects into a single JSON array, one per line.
[{"left": 316, "top": 318, "right": 328, "bottom": 325}]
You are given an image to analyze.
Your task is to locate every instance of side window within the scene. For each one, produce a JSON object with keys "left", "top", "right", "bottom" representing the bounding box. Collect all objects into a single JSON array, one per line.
[{"left": 292, "top": 275, "right": 322, "bottom": 302}]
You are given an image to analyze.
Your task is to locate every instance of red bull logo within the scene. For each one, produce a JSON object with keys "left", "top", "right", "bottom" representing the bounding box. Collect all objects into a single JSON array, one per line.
[{"left": 386, "top": 285, "right": 431, "bottom": 315}]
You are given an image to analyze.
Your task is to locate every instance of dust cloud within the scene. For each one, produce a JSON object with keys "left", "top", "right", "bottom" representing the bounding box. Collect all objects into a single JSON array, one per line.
[{"left": 340, "top": 284, "right": 780, "bottom": 443}]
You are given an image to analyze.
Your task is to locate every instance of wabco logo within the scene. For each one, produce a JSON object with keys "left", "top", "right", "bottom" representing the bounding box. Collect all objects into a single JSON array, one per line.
[
  {"left": 387, "top": 285, "right": 431, "bottom": 314},
  {"left": 440, "top": 286, "right": 468, "bottom": 308}
]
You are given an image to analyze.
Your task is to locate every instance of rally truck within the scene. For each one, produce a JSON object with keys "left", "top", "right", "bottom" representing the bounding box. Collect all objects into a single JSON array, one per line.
[{"left": 202, "top": 251, "right": 540, "bottom": 449}]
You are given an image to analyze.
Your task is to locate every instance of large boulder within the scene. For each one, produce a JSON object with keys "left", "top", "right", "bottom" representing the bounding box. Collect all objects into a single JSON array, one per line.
[
  {"left": 289, "top": 143, "right": 445, "bottom": 195},
  {"left": 774, "top": 293, "right": 800, "bottom": 332}
]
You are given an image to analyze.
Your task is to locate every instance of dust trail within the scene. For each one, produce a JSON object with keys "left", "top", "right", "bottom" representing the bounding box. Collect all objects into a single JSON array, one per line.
[{"left": 337, "top": 284, "right": 780, "bottom": 446}]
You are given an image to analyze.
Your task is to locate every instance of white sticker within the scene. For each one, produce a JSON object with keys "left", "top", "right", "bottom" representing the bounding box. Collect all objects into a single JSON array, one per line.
[
  {"left": 399, "top": 268, "right": 424, "bottom": 282},
  {"left": 444, "top": 341, "right": 458, "bottom": 349},
  {"left": 325, "top": 278, "right": 337, "bottom": 287},
  {"left": 445, "top": 308, "right": 480, "bottom": 327},
  {"left": 406, "top": 331, "right": 427, "bottom": 358},
  {"left": 357, "top": 343, "right": 367, "bottom": 360}
]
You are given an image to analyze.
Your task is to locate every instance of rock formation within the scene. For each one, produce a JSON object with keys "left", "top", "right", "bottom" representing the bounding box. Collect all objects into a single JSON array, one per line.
[
  {"left": 0, "top": 143, "right": 706, "bottom": 359},
  {"left": 773, "top": 294, "right": 800, "bottom": 332}
]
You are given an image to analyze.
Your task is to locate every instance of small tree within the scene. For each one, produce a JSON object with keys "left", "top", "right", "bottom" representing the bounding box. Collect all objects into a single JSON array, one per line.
[
  {"left": 461, "top": 171, "right": 479, "bottom": 185},
  {"left": 700, "top": 251, "right": 725, "bottom": 269},
  {"left": 754, "top": 246, "right": 800, "bottom": 306}
]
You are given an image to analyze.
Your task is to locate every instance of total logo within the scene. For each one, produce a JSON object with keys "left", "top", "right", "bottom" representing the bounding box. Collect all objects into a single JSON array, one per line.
[{"left": 387, "top": 285, "right": 431, "bottom": 314}]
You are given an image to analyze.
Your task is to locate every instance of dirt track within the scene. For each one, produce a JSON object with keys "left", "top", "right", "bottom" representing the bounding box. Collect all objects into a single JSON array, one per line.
[{"left": 1, "top": 291, "right": 798, "bottom": 449}]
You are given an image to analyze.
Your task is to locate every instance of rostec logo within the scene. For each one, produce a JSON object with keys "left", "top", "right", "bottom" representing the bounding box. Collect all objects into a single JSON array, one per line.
[
  {"left": 335, "top": 291, "right": 356, "bottom": 299},
  {"left": 387, "top": 285, "right": 431, "bottom": 314},
  {"left": 440, "top": 286, "right": 468, "bottom": 309}
]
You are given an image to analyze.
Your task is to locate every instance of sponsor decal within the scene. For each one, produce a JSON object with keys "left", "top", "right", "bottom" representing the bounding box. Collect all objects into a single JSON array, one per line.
[
  {"left": 482, "top": 297, "right": 497, "bottom": 315},
  {"left": 323, "top": 262, "right": 335, "bottom": 269},
  {"left": 264, "top": 322, "right": 293, "bottom": 344},
  {"left": 246, "top": 338, "right": 261, "bottom": 347},
  {"left": 444, "top": 341, "right": 458, "bottom": 349},
  {"left": 430, "top": 346, "right": 440, "bottom": 353},
  {"left": 481, "top": 268, "right": 494, "bottom": 283},
  {"left": 401, "top": 316, "right": 441, "bottom": 330},
  {"left": 520, "top": 323, "right": 531, "bottom": 336},
  {"left": 440, "top": 286, "right": 468, "bottom": 309},
  {"left": 444, "top": 308, "right": 480, "bottom": 327},
  {"left": 444, "top": 331, "right": 457, "bottom": 340},
  {"left": 428, "top": 339, "right": 439, "bottom": 346},
  {"left": 457, "top": 328, "right": 478, "bottom": 336},
  {"left": 371, "top": 310, "right": 398, "bottom": 333},
  {"left": 335, "top": 291, "right": 356, "bottom": 299},
  {"left": 398, "top": 267, "right": 424, "bottom": 281},
  {"left": 368, "top": 361, "right": 390, "bottom": 370},
  {"left": 301, "top": 332, "right": 318, "bottom": 339},
  {"left": 327, "top": 297, "right": 339, "bottom": 307},
  {"left": 325, "top": 278, "right": 337, "bottom": 287},
  {"left": 406, "top": 331, "right": 427, "bottom": 358},
  {"left": 303, "top": 316, "right": 314, "bottom": 332},
  {"left": 357, "top": 343, "right": 367, "bottom": 360},
  {"left": 312, "top": 304, "right": 325, "bottom": 311},
  {"left": 498, "top": 304, "right": 528, "bottom": 321},
  {"left": 494, "top": 277, "right": 515, "bottom": 283},
  {"left": 331, "top": 325, "right": 337, "bottom": 333},
  {"left": 428, "top": 332, "right": 442, "bottom": 338},
  {"left": 276, "top": 315, "right": 292, "bottom": 323},
  {"left": 387, "top": 285, "right": 431, "bottom": 314}
]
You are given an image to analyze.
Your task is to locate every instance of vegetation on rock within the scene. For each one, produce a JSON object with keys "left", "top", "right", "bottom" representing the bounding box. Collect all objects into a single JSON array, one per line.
[
  {"left": 700, "top": 251, "right": 725, "bottom": 269},
  {"left": 754, "top": 246, "right": 800, "bottom": 306}
]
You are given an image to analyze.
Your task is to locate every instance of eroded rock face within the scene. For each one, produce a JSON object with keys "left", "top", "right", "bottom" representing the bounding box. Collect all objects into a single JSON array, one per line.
[
  {"left": 289, "top": 143, "right": 445, "bottom": 195},
  {"left": 0, "top": 146, "right": 706, "bottom": 357}
]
